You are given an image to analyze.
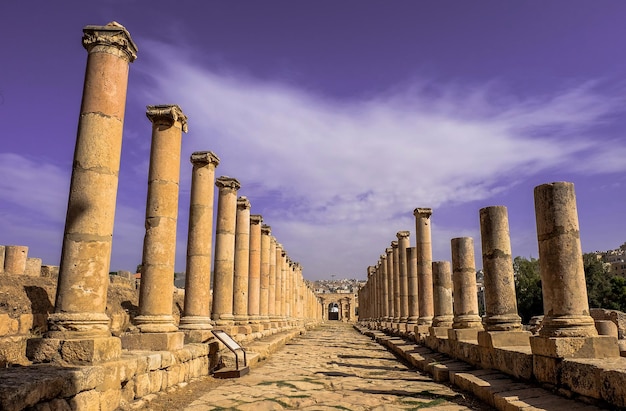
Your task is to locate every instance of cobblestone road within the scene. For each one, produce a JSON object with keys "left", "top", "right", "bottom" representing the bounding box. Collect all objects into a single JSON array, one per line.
[{"left": 184, "top": 322, "right": 493, "bottom": 410}]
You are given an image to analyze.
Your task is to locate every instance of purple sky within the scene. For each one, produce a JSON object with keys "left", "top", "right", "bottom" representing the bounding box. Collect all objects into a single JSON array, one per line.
[{"left": 2, "top": 1, "right": 626, "bottom": 281}]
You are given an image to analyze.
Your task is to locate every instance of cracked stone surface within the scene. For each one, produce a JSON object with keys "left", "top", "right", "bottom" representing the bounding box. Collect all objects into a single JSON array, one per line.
[{"left": 182, "top": 322, "right": 492, "bottom": 410}]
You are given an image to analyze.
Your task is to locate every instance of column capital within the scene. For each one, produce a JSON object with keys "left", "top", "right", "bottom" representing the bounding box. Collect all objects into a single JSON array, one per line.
[
  {"left": 237, "top": 196, "right": 251, "bottom": 210},
  {"left": 146, "top": 104, "right": 188, "bottom": 132},
  {"left": 216, "top": 176, "right": 241, "bottom": 191},
  {"left": 368, "top": 266, "right": 376, "bottom": 276},
  {"left": 261, "top": 224, "right": 272, "bottom": 235},
  {"left": 391, "top": 241, "right": 398, "bottom": 248},
  {"left": 250, "top": 214, "right": 263, "bottom": 225},
  {"left": 82, "top": 21, "right": 137, "bottom": 62},
  {"left": 275, "top": 242, "right": 283, "bottom": 251},
  {"left": 396, "top": 230, "right": 410, "bottom": 239},
  {"left": 190, "top": 151, "right": 220, "bottom": 167},
  {"left": 386, "top": 247, "right": 393, "bottom": 254},
  {"left": 380, "top": 254, "right": 387, "bottom": 261},
  {"left": 413, "top": 207, "right": 433, "bottom": 218}
]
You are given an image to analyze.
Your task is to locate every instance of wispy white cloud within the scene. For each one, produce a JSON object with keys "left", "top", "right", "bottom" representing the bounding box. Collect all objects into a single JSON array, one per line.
[{"left": 131, "top": 40, "right": 625, "bottom": 277}]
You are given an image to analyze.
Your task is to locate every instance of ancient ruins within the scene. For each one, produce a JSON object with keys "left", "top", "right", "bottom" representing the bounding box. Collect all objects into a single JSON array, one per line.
[{"left": 3, "top": 20, "right": 626, "bottom": 411}]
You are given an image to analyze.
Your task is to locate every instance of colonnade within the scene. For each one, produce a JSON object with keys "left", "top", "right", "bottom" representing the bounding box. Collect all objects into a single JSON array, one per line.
[
  {"left": 26, "top": 22, "right": 321, "bottom": 365},
  {"left": 359, "top": 185, "right": 620, "bottom": 366}
]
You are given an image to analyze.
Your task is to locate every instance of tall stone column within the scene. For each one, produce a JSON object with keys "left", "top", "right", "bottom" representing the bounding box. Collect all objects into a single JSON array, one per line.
[
  {"left": 429, "top": 261, "right": 454, "bottom": 337},
  {"left": 260, "top": 225, "right": 271, "bottom": 327},
  {"left": 407, "top": 247, "right": 419, "bottom": 328},
  {"left": 129, "top": 105, "right": 187, "bottom": 351},
  {"left": 414, "top": 208, "right": 434, "bottom": 331},
  {"left": 385, "top": 247, "right": 394, "bottom": 326},
  {"left": 233, "top": 197, "right": 251, "bottom": 330},
  {"left": 248, "top": 215, "right": 263, "bottom": 327},
  {"left": 531, "top": 182, "right": 618, "bottom": 369},
  {"left": 179, "top": 151, "right": 219, "bottom": 339},
  {"left": 268, "top": 237, "right": 278, "bottom": 323},
  {"left": 211, "top": 177, "right": 241, "bottom": 328},
  {"left": 274, "top": 243, "right": 284, "bottom": 324},
  {"left": 449, "top": 237, "right": 483, "bottom": 341},
  {"left": 4, "top": 246, "right": 28, "bottom": 275},
  {"left": 380, "top": 254, "right": 388, "bottom": 324},
  {"left": 391, "top": 241, "right": 400, "bottom": 324},
  {"left": 280, "top": 250, "right": 288, "bottom": 321},
  {"left": 478, "top": 206, "right": 529, "bottom": 348},
  {"left": 397, "top": 231, "right": 410, "bottom": 331},
  {"left": 28, "top": 23, "right": 137, "bottom": 365}
]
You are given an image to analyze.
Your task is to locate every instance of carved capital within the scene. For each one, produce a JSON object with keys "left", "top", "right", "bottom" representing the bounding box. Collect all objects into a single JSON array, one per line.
[
  {"left": 413, "top": 207, "right": 433, "bottom": 218},
  {"left": 215, "top": 176, "right": 241, "bottom": 191},
  {"left": 380, "top": 254, "right": 387, "bottom": 261},
  {"left": 250, "top": 214, "right": 263, "bottom": 225},
  {"left": 190, "top": 151, "right": 220, "bottom": 167},
  {"left": 396, "top": 230, "right": 410, "bottom": 239},
  {"left": 261, "top": 224, "right": 272, "bottom": 235},
  {"left": 386, "top": 247, "right": 393, "bottom": 254},
  {"left": 82, "top": 21, "right": 138, "bottom": 62},
  {"left": 391, "top": 241, "right": 398, "bottom": 248},
  {"left": 237, "top": 196, "right": 251, "bottom": 210},
  {"left": 146, "top": 104, "right": 188, "bottom": 132}
]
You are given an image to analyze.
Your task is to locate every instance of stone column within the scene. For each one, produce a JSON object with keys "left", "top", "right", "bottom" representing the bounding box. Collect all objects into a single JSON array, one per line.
[
  {"left": 0, "top": 245, "right": 4, "bottom": 274},
  {"left": 211, "top": 177, "right": 241, "bottom": 328},
  {"left": 429, "top": 261, "right": 454, "bottom": 337},
  {"left": 248, "top": 215, "right": 263, "bottom": 328},
  {"left": 385, "top": 247, "right": 394, "bottom": 327},
  {"left": 391, "top": 241, "right": 400, "bottom": 325},
  {"left": 448, "top": 237, "right": 483, "bottom": 341},
  {"left": 179, "top": 151, "right": 219, "bottom": 340},
  {"left": 530, "top": 182, "right": 618, "bottom": 369},
  {"left": 28, "top": 23, "right": 137, "bottom": 365},
  {"left": 269, "top": 237, "right": 278, "bottom": 324},
  {"left": 280, "top": 250, "right": 288, "bottom": 321},
  {"left": 4, "top": 246, "right": 28, "bottom": 275},
  {"left": 233, "top": 197, "right": 251, "bottom": 330},
  {"left": 260, "top": 225, "right": 271, "bottom": 327},
  {"left": 407, "top": 247, "right": 419, "bottom": 329},
  {"left": 478, "top": 206, "right": 529, "bottom": 348},
  {"left": 397, "top": 231, "right": 410, "bottom": 331},
  {"left": 379, "top": 254, "right": 388, "bottom": 324},
  {"left": 129, "top": 105, "right": 187, "bottom": 351},
  {"left": 414, "top": 208, "right": 434, "bottom": 332}
]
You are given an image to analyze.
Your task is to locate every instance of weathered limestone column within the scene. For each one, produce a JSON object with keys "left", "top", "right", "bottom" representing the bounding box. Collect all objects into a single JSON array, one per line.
[
  {"left": 179, "top": 151, "right": 219, "bottom": 340},
  {"left": 385, "top": 247, "right": 394, "bottom": 327},
  {"left": 269, "top": 237, "right": 278, "bottom": 324},
  {"left": 397, "top": 231, "right": 410, "bottom": 331},
  {"left": 233, "top": 197, "right": 251, "bottom": 331},
  {"left": 368, "top": 265, "right": 377, "bottom": 322},
  {"left": 391, "top": 241, "right": 400, "bottom": 325},
  {"left": 211, "top": 177, "right": 241, "bottom": 329},
  {"left": 380, "top": 255, "right": 388, "bottom": 324},
  {"left": 448, "top": 237, "right": 483, "bottom": 341},
  {"left": 4, "top": 246, "right": 28, "bottom": 275},
  {"left": 531, "top": 182, "right": 618, "bottom": 372},
  {"left": 406, "top": 247, "right": 419, "bottom": 328},
  {"left": 478, "top": 206, "right": 529, "bottom": 348},
  {"left": 27, "top": 23, "right": 137, "bottom": 365},
  {"left": 280, "top": 250, "right": 288, "bottom": 321},
  {"left": 0, "top": 245, "right": 5, "bottom": 274},
  {"left": 415, "top": 208, "right": 434, "bottom": 333},
  {"left": 127, "top": 105, "right": 187, "bottom": 351},
  {"left": 429, "top": 261, "right": 454, "bottom": 337},
  {"left": 248, "top": 215, "right": 263, "bottom": 328},
  {"left": 260, "top": 225, "right": 271, "bottom": 327}
]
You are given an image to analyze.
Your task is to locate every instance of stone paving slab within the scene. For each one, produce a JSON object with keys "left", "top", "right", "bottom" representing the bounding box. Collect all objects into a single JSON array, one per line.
[{"left": 184, "top": 322, "right": 492, "bottom": 410}]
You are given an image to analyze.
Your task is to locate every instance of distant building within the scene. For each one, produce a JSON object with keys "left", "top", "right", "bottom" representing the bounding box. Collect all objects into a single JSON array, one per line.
[{"left": 594, "top": 242, "right": 626, "bottom": 277}]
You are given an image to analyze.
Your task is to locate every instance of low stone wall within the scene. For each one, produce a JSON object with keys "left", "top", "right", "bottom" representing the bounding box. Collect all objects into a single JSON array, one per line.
[{"left": 361, "top": 323, "right": 626, "bottom": 409}]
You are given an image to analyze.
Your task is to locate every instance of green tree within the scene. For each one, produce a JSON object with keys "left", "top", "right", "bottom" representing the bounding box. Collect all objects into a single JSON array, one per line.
[
  {"left": 583, "top": 253, "right": 615, "bottom": 309},
  {"left": 513, "top": 256, "right": 543, "bottom": 323}
]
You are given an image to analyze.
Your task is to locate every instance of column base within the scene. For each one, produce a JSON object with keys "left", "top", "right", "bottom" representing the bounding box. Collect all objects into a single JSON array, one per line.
[
  {"left": 530, "top": 335, "right": 619, "bottom": 359},
  {"left": 478, "top": 330, "right": 530, "bottom": 348},
  {"left": 178, "top": 315, "right": 213, "bottom": 331},
  {"left": 448, "top": 328, "right": 480, "bottom": 342},
  {"left": 134, "top": 314, "right": 178, "bottom": 333},
  {"left": 415, "top": 324, "right": 431, "bottom": 336},
  {"left": 27, "top": 336, "right": 121, "bottom": 365},
  {"left": 121, "top": 332, "right": 184, "bottom": 351}
]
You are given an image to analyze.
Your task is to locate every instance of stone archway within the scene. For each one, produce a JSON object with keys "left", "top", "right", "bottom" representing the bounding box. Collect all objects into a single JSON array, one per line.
[{"left": 328, "top": 302, "right": 340, "bottom": 320}]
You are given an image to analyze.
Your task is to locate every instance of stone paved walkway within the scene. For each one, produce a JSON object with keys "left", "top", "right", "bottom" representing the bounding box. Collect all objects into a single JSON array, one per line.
[{"left": 184, "top": 322, "right": 493, "bottom": 410}]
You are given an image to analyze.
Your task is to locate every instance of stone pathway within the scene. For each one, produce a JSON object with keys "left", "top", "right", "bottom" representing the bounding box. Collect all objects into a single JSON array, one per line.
[{"left": 184, "top": 322, "right": 493, "bottom": 410}]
